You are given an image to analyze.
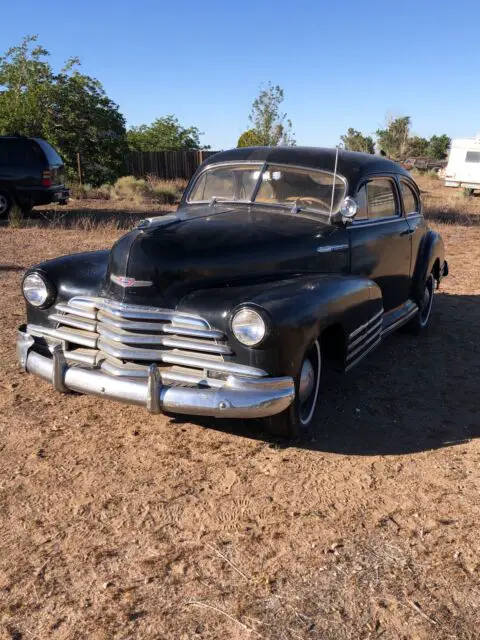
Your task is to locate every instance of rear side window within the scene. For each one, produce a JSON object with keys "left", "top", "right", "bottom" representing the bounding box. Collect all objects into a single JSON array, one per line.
[
  {"left": 34, "top": 139, "right": 63, "bottom": 166},
  {"left": 0, "top": 139, "right": 44, "bottom": 167},
  {"left": 400, "top": 180, "right": 419, "bottom": 214},
  {"left": 366, "top": 178, "right": 398, "bottom": 219},
  {"left": 465, "top": 151, "right": 480, "bottom": 163}
]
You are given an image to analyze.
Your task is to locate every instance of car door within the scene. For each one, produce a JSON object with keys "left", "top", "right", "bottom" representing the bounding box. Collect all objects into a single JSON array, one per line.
[
  {"left": 348, "top": 175, "right": 412, "bottom": 311},
  {"left": 399, "top": 177, "right": 427, "bottom": 278}
]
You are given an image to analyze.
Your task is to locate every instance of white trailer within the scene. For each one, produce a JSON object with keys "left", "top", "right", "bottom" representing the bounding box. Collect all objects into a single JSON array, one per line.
[{"left": 445, "top": 135, "right": 480, "bottom": 193}]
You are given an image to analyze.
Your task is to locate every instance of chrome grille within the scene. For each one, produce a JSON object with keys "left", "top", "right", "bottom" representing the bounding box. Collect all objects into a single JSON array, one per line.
[{"left": 28, "top": 296, "right": 267, "bottom": 387}]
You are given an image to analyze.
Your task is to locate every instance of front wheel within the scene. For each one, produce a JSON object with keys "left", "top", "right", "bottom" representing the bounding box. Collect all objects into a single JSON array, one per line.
[
  {"left": 0, "top": 191, "right": 12, "bottom": 219},
  {"left": 261, "top": 340, "right": 322, "bottom": 439},
  {"left": 407, "top": 273, "right": 435, "bottom": 334}
]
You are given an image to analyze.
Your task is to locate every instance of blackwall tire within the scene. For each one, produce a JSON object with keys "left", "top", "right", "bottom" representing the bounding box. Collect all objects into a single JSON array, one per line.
[
  {"left": 262, "top": 340, "right": 322, "bottom": 439},
  {"left": 0, "top": 191, "right": 12, "bottom": 219},
  {"left": 407, "top": 273, "right": 435, "bottom": 335}
]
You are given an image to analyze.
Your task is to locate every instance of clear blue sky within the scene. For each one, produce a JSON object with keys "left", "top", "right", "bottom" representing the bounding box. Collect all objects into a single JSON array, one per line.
[{"left": 2, "top": 0, "right": 480, "bottom": 149}]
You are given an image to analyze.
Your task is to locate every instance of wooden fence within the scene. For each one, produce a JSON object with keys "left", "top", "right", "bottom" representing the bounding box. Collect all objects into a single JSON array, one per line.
[{"left": 124, "top": 150, "right": 219, "bottom": 180}]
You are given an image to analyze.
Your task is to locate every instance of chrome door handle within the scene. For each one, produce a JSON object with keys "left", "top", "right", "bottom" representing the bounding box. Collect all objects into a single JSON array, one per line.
[{"left": 400, "top": 229, "right": 414, "bottom": 236}]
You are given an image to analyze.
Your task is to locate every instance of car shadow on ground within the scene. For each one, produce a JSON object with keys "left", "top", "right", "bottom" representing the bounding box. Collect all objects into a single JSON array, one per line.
[{"left": 170, "top": 293, "right": 480, "bottom": 455}]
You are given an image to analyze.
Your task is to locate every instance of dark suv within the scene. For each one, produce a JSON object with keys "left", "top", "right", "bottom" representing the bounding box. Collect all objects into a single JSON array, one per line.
[{"left": 0, "top": 136, "right": 69, "bottom": 218}]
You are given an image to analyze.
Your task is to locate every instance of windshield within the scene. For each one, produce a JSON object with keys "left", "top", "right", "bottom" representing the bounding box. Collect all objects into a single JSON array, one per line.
[{"left": 188, "top": 162, "right": 347, "bottom": 215}]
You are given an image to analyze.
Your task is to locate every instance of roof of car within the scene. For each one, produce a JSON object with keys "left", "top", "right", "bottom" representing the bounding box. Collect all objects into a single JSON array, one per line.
[{"left": 202, "top": 146, "right": 410, "bottom": 191}]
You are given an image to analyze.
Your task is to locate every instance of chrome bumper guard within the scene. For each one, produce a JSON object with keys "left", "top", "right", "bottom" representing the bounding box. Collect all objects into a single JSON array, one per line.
[{"left": 17, "top": 327, "right": 294, "bottom": 419}]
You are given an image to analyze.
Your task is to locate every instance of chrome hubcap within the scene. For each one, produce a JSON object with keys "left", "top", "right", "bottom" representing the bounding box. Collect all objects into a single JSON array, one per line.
[
  {"left": 420, "top": 275, "right": 434, "bottom": 325},
  {"left": 298, "top": 340, "right": 321, "bottom": 426},
  {"left": 299, "top": 357, "right": 315, "bottom": 403}
]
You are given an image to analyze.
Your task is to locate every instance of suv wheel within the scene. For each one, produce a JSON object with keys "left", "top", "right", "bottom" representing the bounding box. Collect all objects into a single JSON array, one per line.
[
  {"left": 262, "top": 340, "right": 322, "bottom": 439},
  {"left": 0, "top": 191, "right": 12, "bottom": 219}
]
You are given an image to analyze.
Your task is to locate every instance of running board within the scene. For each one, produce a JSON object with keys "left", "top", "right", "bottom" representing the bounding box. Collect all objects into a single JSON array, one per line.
[{"left": 345, "top": 300, "right": 418, "bottom": 372}]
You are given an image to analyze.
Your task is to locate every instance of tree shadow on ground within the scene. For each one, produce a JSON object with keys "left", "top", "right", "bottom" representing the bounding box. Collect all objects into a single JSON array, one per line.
[
  {"left": 426, "top": 210, "right": 480, "bottom": 226},
  {"left": 170, "top": 293, "right": 480, "bottom": 455}
]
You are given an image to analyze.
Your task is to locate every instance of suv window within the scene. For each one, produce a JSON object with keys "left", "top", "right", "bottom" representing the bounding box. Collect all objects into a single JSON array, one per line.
[
  {"left": 0, "top": 139, "right": 43, "bottom": 167},
  {"left": 366, "top": 178, "right": 398, "bottom": 219},
  {"left": 35, "top": 139, "right": 63, "bottom": 166},
  {"left": 400, "top": 180, "right": 419, "bottom": 214}
]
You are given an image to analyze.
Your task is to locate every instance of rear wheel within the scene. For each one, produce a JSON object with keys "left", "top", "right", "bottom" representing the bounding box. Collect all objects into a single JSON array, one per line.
[
  {"left": 262, "top": 340, "right": 322, "bottom": 439},
  {"left": 407, "top": 272, "right": 435, "bottom": 334},
  {"left": 0, "top": 191, "right": 12, "bottom": 219}
]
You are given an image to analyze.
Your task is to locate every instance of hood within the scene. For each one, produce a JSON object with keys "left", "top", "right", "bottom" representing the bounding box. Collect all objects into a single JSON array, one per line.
[{"left": 103, "top": 204, "right": 340, "bottom": 307}]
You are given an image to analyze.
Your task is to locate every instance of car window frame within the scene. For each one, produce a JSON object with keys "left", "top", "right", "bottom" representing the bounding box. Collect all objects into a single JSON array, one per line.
[
  {"left": 185, "top": 160, "right": 348, "bottom": 217},
  {"left": 352, "top": 173, "right": 403, "bottom": 226},
  {"left": 398, "top": 177, "right": 422, "bottom": 217}
]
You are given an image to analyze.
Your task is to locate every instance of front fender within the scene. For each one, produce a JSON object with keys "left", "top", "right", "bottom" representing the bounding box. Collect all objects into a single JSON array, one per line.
[
  {"left": 412, "top": 230, "right": 446, "bottom": 301},
  {"left": 24, "top": 250, "right": 109, "bottom": 327},
  {"left": 177, "top": 275, "right": 382, "bottom": 377}
]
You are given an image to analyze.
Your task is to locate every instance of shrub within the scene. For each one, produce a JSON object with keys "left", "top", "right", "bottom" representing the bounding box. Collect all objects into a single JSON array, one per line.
[
  {"left": 70, "top": 183, "right": 111, "bottom": 200},
  {"left": 9, "top": 204, "right": 24, "bottom": 228}
]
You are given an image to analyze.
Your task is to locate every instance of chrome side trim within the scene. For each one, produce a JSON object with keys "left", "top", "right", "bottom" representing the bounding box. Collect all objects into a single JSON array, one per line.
[
  {"left": 316, "top": 243, "right": 349, "bottom": 253},
  {"left": 382, "top": 305, "right": 418, "bottom": 337},
  {"left": 345, "top": 338, "right": 381, "bottom": 372},
  {"left": 348, "top": 317, "right": 383, "bottom": 351},
  {"left": 346, "top": 329, "right": 382, "bottom": 362},
  {"left": 348, "top": 309, "right": 384, "bottom": 340}
]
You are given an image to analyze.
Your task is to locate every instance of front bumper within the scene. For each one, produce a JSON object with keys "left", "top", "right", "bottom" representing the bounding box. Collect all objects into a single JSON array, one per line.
[{"left": 17, "top": 327, "right": 294, "bottom": 419}]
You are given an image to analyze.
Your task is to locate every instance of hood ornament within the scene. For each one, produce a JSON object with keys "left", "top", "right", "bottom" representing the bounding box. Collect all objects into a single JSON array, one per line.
[{"left": 110, "top": 274, "right": 153, "bottom": 288}]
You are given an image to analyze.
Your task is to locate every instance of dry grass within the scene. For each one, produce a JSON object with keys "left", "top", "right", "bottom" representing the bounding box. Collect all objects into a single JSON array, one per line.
[{"left": 0, "top": 189, "right": 479, "bottom": 639}]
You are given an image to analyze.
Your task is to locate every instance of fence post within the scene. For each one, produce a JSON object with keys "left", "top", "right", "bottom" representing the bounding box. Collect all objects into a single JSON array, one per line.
[{"left": 76, "top": 152, "right": 82, "bottom": 185}]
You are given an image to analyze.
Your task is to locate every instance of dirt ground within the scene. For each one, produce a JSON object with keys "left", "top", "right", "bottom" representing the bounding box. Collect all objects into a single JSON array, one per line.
[{"left": 0, "top": 183, "right": 479, "bottom": 638}]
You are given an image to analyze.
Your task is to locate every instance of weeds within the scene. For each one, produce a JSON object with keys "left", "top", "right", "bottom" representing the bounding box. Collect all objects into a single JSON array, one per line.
[
  {"left": 70, "top": 175, "right": 187, "bottom": 206},
  {"left": 8, "top": 204, "right": 24, "bottom": 228}
]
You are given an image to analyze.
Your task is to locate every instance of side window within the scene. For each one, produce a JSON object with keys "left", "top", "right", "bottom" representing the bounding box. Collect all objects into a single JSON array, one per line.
[
  {"left": 355, "top": 185, "right": 368, "bottom": 220},
  {"left": 400, "top": 180, "right": 419, "bottom": 214},
  {"left": 366, "top": 178, "right": 398, "bottom": 219}
]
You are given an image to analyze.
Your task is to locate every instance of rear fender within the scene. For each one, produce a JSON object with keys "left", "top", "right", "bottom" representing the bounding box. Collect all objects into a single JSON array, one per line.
[
  {"left": 411, "top": 230, "right": 446, "bottom": 301},
  {"left": 177, "top": 275, "right": 382, "bottom": 377}
]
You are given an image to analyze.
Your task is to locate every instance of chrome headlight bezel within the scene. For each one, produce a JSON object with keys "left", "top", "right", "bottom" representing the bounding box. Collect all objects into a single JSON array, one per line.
[
  {"left": 22, "top": 272, "right": 56, "bottom": 309},
  {"left": 230, "top": 305, "right": 270, "bottom": 347}
]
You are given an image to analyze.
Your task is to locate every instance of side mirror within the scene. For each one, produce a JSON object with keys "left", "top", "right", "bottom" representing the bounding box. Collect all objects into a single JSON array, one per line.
[{"left": 340, "top": 197, "right": 358, "bottom": 223}]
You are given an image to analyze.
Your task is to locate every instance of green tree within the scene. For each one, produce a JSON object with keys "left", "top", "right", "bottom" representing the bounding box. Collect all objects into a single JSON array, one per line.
[
  {"left": 427, "top": 134, "right": 450, "bottom": 159},
  {"left": 127, "top": 115, "right": 206, "bottom": 151},
  {"left": 237, "top": 129, "right": 263, "bottom": 147},
  {"left": 247, "top": 82, "right": 295, "bottom": 146},
  {"left": 406, "top": 135, "right": 429, "bottom": 157},
  {"left": 340, "top": 128, "right": 375, "bottom": 154},
  {"left": 376, "top": 116, "right": 411, "bottom": 159},
  {"left": 0, "top": 35, "right": 127, "bottom": 185}
]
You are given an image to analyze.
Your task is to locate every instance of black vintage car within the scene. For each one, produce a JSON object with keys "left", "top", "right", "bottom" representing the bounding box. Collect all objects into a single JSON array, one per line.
[{"left": 17, "top": 147, "right": 448, "bottom": 437}]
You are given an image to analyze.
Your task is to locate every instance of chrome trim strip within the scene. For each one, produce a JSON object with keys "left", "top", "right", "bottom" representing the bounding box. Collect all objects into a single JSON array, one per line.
[
  {"left": 96, "top": 311, "right": 224, "bottom": 339},
  {"left": 96, "top": 324, "right": 232, "bottom": 354},
  {"left": 345, "top": 338, "right": 381, "bottom": 372},
  {"left": 348, "top": 309, "right": 384, "bottom": 339},
  {"left": 316, "top": 243, "right": 349, "bottom": 253},
  {"left": 382, "top": 306, "right": 418, "bottom": 337},
  {"left": 55, "top": 303, "right": 97, "bottom": 320},
  {"left": 49, "top": 313, "right": 97, "bottom": 332},
  {"left": 28, "top": 324, "right": 98, "bottom": 349},
  {"left": 348, "top": 317, "right": 383, "bottom": 351},
  {"left": 19, "top": 332, "right": 295, "bottom": 419},
  {"left": 346, "top": 329, "right": 382, "bottom": 362},
  {"left": 97, "top": 336, "right": 266, "bottom": 377}
]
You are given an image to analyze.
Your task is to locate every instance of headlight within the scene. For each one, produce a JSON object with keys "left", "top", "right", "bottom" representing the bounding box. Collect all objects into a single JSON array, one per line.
[
  {"left": 231, "top": 307, "right": 267, "bottom": 346},
  {"left": 22, "top": 272, "right": 53, "bottom": 307}
]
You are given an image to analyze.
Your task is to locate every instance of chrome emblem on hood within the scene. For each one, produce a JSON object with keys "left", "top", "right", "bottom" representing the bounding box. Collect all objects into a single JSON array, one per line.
[{"left": 110, "top": 274, "right": 153, "bottom": 288}]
